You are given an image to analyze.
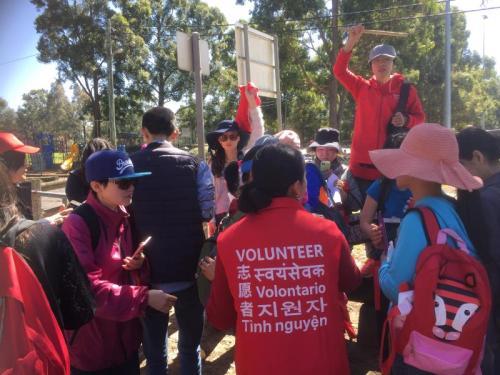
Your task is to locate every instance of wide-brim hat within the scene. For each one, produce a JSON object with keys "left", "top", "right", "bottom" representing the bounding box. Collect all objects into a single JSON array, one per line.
[
  {"left": 309, "top": 127, "right": 340, "bottom": 150},
  {"left": 0, "top": 132, "right": 40, "bottom": 154},
  {"left": 368, "top": 44, "right": 397, "bottom": 64},
  {"left": 206, "top": 120, "right": 248, "bottom": 150},
  {"left": 85, "top": 149, "right": 151, "bottom": 183},
  {"left": 369, "top": 123, "right": 483, "bottom": 191}
]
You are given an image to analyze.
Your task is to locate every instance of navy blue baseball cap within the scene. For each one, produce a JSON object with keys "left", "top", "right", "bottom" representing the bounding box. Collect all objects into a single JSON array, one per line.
[{"left": 85, "top": 149, "right": 151, "bottom": 183}]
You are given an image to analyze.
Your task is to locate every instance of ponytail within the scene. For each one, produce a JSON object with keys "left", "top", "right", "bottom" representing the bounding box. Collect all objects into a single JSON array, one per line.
[{"left": 238, "top": 181, "right": 274, "bottom": 213}]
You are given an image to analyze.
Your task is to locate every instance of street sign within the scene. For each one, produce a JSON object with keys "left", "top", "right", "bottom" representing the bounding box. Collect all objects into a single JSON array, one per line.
[
  {"left": 235, "top": 24, "right": 277, "bottom": 98},
  {"left": 176, "top": 31, "right": 210, "bottom": 76}
]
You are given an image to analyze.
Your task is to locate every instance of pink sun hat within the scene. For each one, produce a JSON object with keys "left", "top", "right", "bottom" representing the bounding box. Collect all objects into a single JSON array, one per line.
[{"left": 369, "top": 123, "right": 483, "bottom": 191}]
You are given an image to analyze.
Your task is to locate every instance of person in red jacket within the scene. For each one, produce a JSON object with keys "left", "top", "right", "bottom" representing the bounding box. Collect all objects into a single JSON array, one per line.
[
  {"left": 62, "top": 150, "right": 177, "bottom": 374},
  {"left": 333, "top": 24, "right": 425, "bottom": 197},
  {"left": 207, "top": 144, "right": 361, "bottom": 375}
]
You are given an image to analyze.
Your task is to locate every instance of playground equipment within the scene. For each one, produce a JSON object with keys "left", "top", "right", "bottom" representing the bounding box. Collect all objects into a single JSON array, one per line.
[{"left": 61, "top": 142, "right": 80, "bottom": 171}]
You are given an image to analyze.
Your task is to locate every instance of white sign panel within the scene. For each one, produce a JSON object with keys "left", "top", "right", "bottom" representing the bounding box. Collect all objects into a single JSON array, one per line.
[
  {"left": 235, "top": 25, "right": 277, "bottom": 98},
  {"left": 176, "top": 31, "right": 210, "bottom": 76}
]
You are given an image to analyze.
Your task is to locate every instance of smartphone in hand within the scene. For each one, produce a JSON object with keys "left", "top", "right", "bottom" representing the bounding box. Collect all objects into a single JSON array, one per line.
[{"left": 132, "top": 236, "right": 152, "bottom": 259}]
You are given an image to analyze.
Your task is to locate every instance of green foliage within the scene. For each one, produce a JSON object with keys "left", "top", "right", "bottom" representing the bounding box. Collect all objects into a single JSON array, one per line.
[
  {"left": 0, "top": 98, "right": 17, "bottom": 132},
  {"left": 27, "top": 0, "right": 500, "bottom": 148},
  {"left": 239, "top": 0, "right": 500, "bottom": 143}
]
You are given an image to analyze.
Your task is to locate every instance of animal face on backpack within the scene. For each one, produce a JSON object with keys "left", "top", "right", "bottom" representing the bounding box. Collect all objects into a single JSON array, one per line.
[{"left": 433, "top": 275, "right": 480, "bottom": 342}]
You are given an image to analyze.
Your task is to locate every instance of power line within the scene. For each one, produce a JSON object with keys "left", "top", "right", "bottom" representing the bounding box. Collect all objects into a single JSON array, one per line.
[
  {"left": 136, "top": 1, "right": 455, "bottom": 31},
  {"left": 272, "top": 5, "right": 500, "bottom": 34},
  {"left": 0, "top": 53, "right": 37, "bottom": 67}
]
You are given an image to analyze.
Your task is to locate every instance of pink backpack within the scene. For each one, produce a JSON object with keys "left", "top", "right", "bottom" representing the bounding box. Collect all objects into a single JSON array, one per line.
[{"left": 381, "top": 207, "right": 491, "bottom": 375}]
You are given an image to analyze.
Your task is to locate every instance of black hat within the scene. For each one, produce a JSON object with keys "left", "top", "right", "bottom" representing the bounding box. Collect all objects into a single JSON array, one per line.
[
  {"left": 309, "top": 128, "right": 340, "bottom": 150},
  {"left": 206, "top": 120, "right": 249, "bottom": 150}
]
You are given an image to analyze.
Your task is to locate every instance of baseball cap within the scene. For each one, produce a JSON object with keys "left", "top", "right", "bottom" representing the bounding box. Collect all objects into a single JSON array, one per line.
[
  {"left": 368, "top": 44, "right": 397, "bottom": 63},
  {"left": 85, "top": 150, "right": 151, "bottom": 183},
  {"left": 0, "top": 132, "right": 40, "bottom": 154}
]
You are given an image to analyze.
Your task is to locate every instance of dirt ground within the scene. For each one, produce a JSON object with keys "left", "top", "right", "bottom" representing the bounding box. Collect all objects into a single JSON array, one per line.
[{"left": 140, "top": 244, "right": 381, "bottom": 375}]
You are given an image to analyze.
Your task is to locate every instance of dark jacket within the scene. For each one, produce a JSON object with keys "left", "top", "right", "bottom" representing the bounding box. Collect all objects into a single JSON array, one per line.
[
  {"left": 65, "top": 169, "right": 89, "bottom": 204},
  {"left": 8, "top": 220, "right": 94, "bottom": 330},
  {"left": 462, "top": 173, "right": 500, "bottom": 322},
  {"left": 131, "top": 141, "right": 205, "bottom": 283}
]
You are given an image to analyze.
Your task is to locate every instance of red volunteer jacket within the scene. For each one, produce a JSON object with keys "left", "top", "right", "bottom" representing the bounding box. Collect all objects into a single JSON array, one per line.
[
  {"left": 333, "top": 49, "right": 425, "bottom": 180},
  {"left": 62, "top": 192, "right": 149, "bottom": 371},
  {"left": 207, "top": 198, "right": 361, "bottom": 375}
]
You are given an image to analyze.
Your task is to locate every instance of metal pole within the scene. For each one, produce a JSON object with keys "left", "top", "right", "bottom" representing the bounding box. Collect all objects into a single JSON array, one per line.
[
  {"left": 244, "top": 23, "right": 251, "bottom": 82},
  {"left": 192, "top": 32, "right": 205, "bottom": 159},
  {"left": 444, "top": 0, "right": 452, "bottom": 128},
  {"left": 274, "top": 35, "right": 283, "bottom": 130},
  {"left": 107, "top": 19, "right": 117, "bottom": 146}
]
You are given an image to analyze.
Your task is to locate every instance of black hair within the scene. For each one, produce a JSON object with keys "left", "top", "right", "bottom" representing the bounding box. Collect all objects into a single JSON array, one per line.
[
  {"left": 80, "top": 138, "right": 112, "bottom": 178},
  {"left": 0, "top": 150, "right": 26, "bottom": 172},
  {"left": 457, "top": 126, "right": 500, "bottom": 163},
  {"left": 142, "top": 107, "right": 176, "bottom": 137},
  {"left": 0, "top": 163, "right": 20, "bottom": 236},
  {"left": 224, "top": 161, "right": 240, "bottom": 196},
  {"left": 239, "top": 144, "right": 305, "bottom": 214},
  {"left": 210, "top": 145, "right": 244, "bottom": 178},
  {"left": 81, "top": 138, "right": 112, "bottom": 165}
]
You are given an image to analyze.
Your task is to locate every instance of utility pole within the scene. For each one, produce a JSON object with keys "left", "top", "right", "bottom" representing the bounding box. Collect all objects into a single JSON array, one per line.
[
  {"left": 330, "top": 0, "right": 340, "bottom": 129},
  {"left": 273, "top": 35, "right": 283, "bottom": 129},
  {"left": 444, "top": 0, "right": 452, "bottom": 128},
  {"left": 192, "top": 32, "right": 205, "bottom": 159},
  {"left": 106, "top": 19, "right": 117, "bottom": 146}
]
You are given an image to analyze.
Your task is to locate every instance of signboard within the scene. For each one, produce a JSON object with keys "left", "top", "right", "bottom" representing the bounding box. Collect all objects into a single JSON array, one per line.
[
  {"left": 235, "top": 24, "right": 277, "bottom": 98},
  {"left": 176, "top": 31, "right": 210, "bottom": 76}
]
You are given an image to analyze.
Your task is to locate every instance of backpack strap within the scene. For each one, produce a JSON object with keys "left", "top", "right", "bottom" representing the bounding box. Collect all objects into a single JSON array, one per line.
[
  {"left": 396, "top": 82, "right": 411, "bottom": 114},
  {"left": 376, "top": 178, "right": 393, "bottom": 214},
  {"left": 408, "top": 207, "right": 440, "bottom": 246},
  {"left": 0, "top": 218, "right": 37, "bottom": 248},
  {"left": 72, "top": 203, "right": 101, "bottom": 251}
]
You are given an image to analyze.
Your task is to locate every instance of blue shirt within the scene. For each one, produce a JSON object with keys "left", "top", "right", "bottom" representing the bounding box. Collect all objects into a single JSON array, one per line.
[
  {"left": 378, "top": 195, "right": 477, "bottom": 303},
  {"left": 366, "top": 179, "right": 411, "bottom": 219}
]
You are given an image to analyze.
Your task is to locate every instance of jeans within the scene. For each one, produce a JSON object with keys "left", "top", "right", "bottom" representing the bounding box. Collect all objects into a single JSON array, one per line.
[{"left": 142, "top": 284, "right": 204, "bottom": 375}]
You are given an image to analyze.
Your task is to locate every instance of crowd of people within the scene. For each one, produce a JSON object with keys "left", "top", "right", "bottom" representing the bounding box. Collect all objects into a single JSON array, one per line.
[{"left": 1, "top": 24, "right": 500, "bottom": 375}]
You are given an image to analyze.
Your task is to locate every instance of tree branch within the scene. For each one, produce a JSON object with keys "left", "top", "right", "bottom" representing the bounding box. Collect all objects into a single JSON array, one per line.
[
  {"left": 298, "top": 63, "right": 328, "bottom": 95},
  {"left": 305, "top": 30, "right": 330, "bottom": 70}
]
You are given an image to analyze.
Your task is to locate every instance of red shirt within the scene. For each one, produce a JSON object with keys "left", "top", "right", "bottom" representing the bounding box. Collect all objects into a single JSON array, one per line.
[
  {"left": 207, "top": 198, "right": 361, "bottom": 375},
  {"left": 333, "top": 49, "right": 425, "bottom": 180}
]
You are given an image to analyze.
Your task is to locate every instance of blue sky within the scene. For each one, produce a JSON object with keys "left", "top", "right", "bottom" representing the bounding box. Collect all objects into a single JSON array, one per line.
[{"left": 1, "top": 0, "right": 499, "bottom": 110}]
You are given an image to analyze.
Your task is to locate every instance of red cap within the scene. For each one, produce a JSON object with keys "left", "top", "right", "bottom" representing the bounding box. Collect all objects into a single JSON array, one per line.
[{"left": 0, "top": 132, "right": 40, "bottom": 154}]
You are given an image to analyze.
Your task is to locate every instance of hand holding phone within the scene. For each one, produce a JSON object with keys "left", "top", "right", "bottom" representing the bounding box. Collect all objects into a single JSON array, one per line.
[{"left": 132, "top": 236, "right": 152, "bottom": 259}]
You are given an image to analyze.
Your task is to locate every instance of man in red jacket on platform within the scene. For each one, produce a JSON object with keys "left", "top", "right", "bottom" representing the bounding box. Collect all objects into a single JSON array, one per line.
[{"left": 334, "top": 24, "right": 425, "bottom": 197}]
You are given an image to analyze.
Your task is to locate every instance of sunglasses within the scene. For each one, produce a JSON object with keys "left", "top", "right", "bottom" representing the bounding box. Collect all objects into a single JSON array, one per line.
[
  {"left": 219, "top": 133, "right": 239, "bottom": 142},
  {"left": 110, "top": 178, "right": 136, "bottom": 190}
]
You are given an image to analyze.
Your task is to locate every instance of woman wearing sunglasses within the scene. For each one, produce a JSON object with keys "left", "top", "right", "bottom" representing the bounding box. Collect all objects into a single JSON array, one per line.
[
  {"left": 62, "top": 150, "right": 178, "bottom": 374},
  {"left": 206, "top": 86, "right": 264, "bottom": 225}
]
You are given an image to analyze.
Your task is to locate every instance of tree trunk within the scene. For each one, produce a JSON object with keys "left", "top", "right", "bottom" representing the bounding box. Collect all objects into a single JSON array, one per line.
[
  {"left": 337, "top": 88, "right": 347, "bottom": 138},
  {"left": 92, "top": 72, "right": 101, "bottom": 137},
  {"left": 329, "top": 0, "right": 340, "bottom": 128},
  {"left": 158, "top": 73, "right": 165, "bottom": 107}
]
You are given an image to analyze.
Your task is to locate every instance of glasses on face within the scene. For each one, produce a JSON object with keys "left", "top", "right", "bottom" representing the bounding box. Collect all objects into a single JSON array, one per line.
[
  {"left": 110, "top": 178, "right": 136, "bottom": 190},
  {"left": 219, "top": 133, "right": 239, "bottom": 142}
]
